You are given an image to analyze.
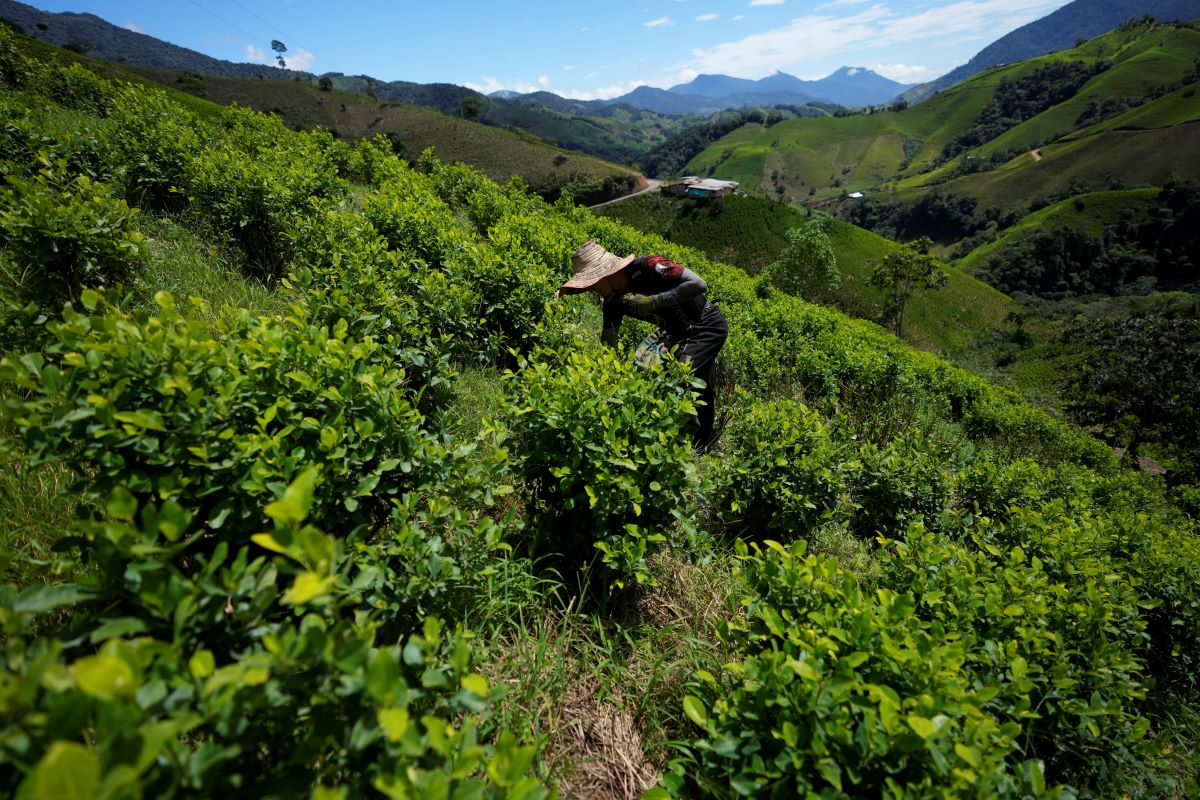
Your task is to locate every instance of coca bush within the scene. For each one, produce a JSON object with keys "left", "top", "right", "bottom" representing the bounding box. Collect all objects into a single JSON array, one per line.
[{"left": 504, "top": 346, "right": 699, "bottom": 588}]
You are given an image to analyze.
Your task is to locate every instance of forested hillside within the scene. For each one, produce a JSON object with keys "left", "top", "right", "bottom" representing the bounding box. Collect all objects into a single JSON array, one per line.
[{"left": 2, "top": 25, "right": 1199, "bottom": 800}]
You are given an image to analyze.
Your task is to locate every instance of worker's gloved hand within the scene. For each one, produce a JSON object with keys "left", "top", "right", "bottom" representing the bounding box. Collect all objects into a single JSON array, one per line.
[{"left": 622, "top": 293, "right": 656, "bottom": 315}]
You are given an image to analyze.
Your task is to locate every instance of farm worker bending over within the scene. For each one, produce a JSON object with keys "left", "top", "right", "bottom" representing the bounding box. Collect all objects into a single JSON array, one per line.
[{"left": 556, "top": 240, "right": 728, "bottom": 450}]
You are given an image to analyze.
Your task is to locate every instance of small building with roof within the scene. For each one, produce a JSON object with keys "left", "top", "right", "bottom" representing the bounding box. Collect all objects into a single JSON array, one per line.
[{"left": 662, "top": 177, "right": 739, "bottom": 199}]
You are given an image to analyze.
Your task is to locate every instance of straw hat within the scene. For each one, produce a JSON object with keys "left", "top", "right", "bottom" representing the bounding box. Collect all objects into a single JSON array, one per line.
[{"left": 559, "top": 241, "right": 635, "bottom": 293}]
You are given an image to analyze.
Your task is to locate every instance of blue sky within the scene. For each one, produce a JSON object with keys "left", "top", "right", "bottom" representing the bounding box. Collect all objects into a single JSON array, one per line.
[{"left": 26, "top": 0, "right": 1072, "bottom": 97}]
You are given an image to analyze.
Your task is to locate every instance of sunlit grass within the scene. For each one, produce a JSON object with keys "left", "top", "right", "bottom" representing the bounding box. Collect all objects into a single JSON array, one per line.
[
  {"left": 0, "top": 424, "right": 87, "bottom": 589},
  {"left": 133, "top": 214, "right": 294, "bottom": 319}
]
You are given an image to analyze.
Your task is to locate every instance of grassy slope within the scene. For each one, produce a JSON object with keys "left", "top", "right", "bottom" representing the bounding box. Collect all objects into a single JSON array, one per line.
[
  {"left": 600, "top": 193, "right": 1010, "bottom": 352},
  {"left": 124, "top": 67, "right": 639, "bottom": 193},
  {"left": 955, "top": 188, "right": 1160, "bottom": 272},
  {"left": 975, "top": 25, "right": 1200, "bottom": 159},
  {"left": 932, "top": 119, "right": 1200, "bottom": 211}
]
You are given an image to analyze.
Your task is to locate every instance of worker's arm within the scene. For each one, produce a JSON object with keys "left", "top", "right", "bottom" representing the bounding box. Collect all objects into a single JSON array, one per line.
[{"left": 600, "top": 296, "right": 623, "bottom": 347}]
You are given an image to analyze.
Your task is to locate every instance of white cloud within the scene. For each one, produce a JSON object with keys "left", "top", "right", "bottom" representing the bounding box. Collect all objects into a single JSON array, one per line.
[
  {"left": 645, "top": 17, "right": 676, "bottom": 28},
  {"left": 564, "top": 65, "right": 576, "bottom": 70},
  {"left": 749, "top": 0, "right": 786, "bottom": 6},
  {"left": 871, "top": 62, "right": 938, "bottom": 82},
  {"left": 734, "top": 14, "right": 745, "bottom": 20},
  {"left": 475, "top": 76, "right": 648, "bottom": 102},
  {"left": 288, "top": 48, "right": 315, "bottom": 70},
  {"left": 815, "top": 0, "right": 869, "bottom": 8},
  {"left": 246, "top": 43, "right": 314, "bottom": 70},
  {"left": 465, "top": 76, "right": 538, "bottom": 95},
  {"left": 697, "top": 13, "right": 718, "bottom": 22},
  {"left": 556, "top": 80, "right": 649, "bottom": 101},
  {"left": 124, "top": 20, "right": 145, "bottom": 34},
  {"left": 672, "top": 0, "right": 1064, "bottom": 81}
]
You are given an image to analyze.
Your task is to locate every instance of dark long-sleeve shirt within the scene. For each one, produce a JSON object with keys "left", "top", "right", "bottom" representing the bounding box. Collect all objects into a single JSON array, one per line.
[{"left": 601, "top": 255, "right": 709, "bottom": 347}]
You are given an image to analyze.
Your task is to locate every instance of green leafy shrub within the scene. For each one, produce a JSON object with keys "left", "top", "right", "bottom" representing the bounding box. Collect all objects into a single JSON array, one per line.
[
  {"left": 0, "top": 23, "right": 31, "bottom": 89},
  {"left": 445, "top": 233, "right": 556, "bottom": 359},
  {"left": 1129, "top": 516, "right": 1200, "bottom": 684},
  {"left": 504, "top": 346, "right": 699, "bottom": 587},
  {"left": 285, "top": 204, "right": 469, "bottom": 403},
  {"left": 0, "top": 161, "right": 146, "bottom": 306},
  {"left": 707, "top": 397, "right": 851, "bottom": 539},
  {"left": 362, "top": 186, "right": 459, "bottom": 264},
  {"left": 963, "top": 398, "right": 1116, "bottom": 471},
  {"left": 880, "top": 523, "right": 1152, "bottom": 791},
  {"left": 185, "top": 132, "right": 344, "bottom": 279},
  {"left": 0, "top": 476, "right": 545, "bottom": 799},
  {"left": 108, "top": 85, "right": 204, "bottom": 209},
  {"left": 670, "top": 539, "right": 1045, "bottom": 798},
  {"left": 1, "top": 291, "right": 447, "bottom": 541},
  {"left": 345, "top": 132, "right": 408, "bottom": 187},
  {"left": 850, "top": 439, "right": 949, "bottom": 537},
  {"left": 39, "top": 62, "right": 113, "bottom": 116}
]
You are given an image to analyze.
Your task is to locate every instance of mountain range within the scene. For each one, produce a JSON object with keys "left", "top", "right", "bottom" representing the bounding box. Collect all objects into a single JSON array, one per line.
[{"left": 497, "top": 68, "right": 913, "bottom": 114}]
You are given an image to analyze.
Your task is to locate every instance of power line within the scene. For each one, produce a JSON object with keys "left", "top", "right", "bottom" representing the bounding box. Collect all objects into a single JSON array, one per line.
[
  {"left": 225, "top": 0, "right": 340, "bottom": 74},
  {"left": 181, "top": 0, "right": 337, "bottom": 74}
]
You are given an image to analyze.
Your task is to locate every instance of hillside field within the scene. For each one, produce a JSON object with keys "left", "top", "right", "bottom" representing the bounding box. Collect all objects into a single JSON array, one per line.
[{"left": 2, "top": 25, "right": 1199, "bottom": 800}]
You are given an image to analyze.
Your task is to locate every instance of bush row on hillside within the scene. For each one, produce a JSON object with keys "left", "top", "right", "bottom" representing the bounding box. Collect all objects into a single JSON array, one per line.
[{"left": 4, "top": 29, "right": 1199, "bottom": 798}]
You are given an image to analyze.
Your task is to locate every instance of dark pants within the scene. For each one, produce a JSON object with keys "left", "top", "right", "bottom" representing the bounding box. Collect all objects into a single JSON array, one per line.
[{"left": 675, "top": 302, "right": 728, "bottom": 449}]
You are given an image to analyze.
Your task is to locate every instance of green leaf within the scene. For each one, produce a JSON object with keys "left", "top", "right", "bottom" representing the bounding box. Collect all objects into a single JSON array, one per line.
[
  {"left": 189, "top": 650, "right": 215, "bottom": 679},
  {"left": 367, "top": 650, "right": 400, "bottom": 705},
  {"left": 106, "top": 487, "right": 137, "bottom": 521},
  {"left": 461, "top": 673, "right": 490, "bottom": 697},
  {"left": 817, "top": 759, "right": 842, "bottom": 791},
  {"left": 13, "top": 583, "right": 98, "bottom": 615},
  {"left": 907, "top": 714, "right": 936, "bottom": 740},
  {"left": 955, "top": 743, "right": 981, "bottom": 768},
  {"left": 250, "top": 533, "right": 288, "bottom": 555},
  {"left": 74, "top": 653, "right": 136, "bottom": 701},
  {"left": 114, "top": 409, "right": 166, "bottom": 431},
  {"left": 265, "top": 467, "right": 320, "bottom": 525},
  {"left": 88, "top": 617, "right": 147, "bottom": 644},
  {"left": 23, "top": 741, "right": 100, "bottom": 800},
  {"left": 682, "top": 695, "right": 708, "bottom": 726},
  {"left": 281, "top": 572, "right": 333, "bottom": 605},
  {"left": 377, "top": 707, "right": 409, "bottom": 742}
]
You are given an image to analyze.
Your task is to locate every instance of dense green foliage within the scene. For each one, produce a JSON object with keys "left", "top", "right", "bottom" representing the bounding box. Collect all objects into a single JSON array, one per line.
[
  {"left": 1062, "top": 311, "right": 1200, "bottom": 481},
  {"left": 976, "top": 181, "right": 1200, "bottom": 296},
  {"left": 2, "top": 27, "right": 1199, "bottom": 799},
  {"left": 845, "top": 191, "right": 1019, "bottom": 248},
  {"left": 504, "top": 347, "right": 700, "bottom": 587}
]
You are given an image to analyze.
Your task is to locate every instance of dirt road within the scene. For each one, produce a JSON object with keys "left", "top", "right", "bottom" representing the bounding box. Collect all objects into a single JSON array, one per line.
[{"left": 588, "top": 179, "right": 662, "bottom": 211}]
